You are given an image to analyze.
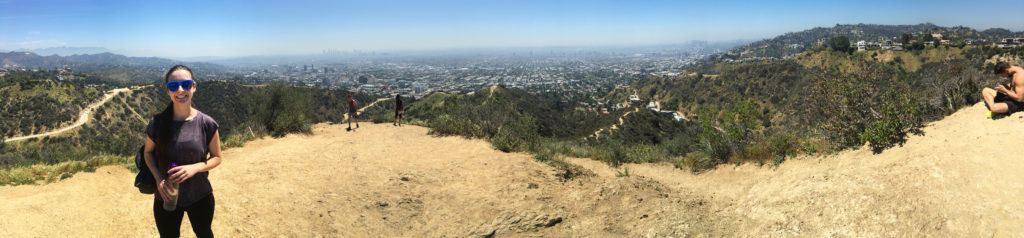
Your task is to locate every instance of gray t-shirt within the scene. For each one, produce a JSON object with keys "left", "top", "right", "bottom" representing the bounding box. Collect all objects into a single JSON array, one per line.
[{"left": 146, "top": 110, "right": 219, "bottom": 207}]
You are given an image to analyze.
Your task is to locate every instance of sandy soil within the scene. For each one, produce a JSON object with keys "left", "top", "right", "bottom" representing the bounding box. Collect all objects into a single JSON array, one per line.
[
  {"left": 1, "top": 102, "right": 1022, "bottom": 237},
  {"left": 573, "top": 102, "right": 1024, "bottom": 237}
]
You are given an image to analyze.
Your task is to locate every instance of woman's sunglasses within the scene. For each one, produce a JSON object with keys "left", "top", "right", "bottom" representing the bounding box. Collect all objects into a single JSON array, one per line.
[{"left": 166, "top": 80, "right": 194, "bottom": 92}]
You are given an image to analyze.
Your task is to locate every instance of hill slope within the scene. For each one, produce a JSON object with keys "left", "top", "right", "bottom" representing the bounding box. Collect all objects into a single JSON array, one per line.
[
  {"left": 726, "top": 23, "right": 1024, "bottom": 58},
  {"left": 1, "top": 102, "right": 1022, "bottom": 236}
]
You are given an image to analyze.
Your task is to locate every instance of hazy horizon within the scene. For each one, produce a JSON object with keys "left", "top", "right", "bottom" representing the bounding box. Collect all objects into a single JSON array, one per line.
[{"left": 2, "top": 0, "right": 1022, "bottom": 58}]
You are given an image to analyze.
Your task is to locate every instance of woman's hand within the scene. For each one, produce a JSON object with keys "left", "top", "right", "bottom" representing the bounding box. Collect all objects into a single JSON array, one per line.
[
  {"left": 168, "top": 163, "right": 203, "bottom": 184},
  {"left": 157, "top": 179, "right": 172, "bottom": 201}
]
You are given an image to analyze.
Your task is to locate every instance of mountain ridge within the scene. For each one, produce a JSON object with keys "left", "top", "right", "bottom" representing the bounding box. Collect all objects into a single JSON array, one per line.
[{"left": 724, "top": 23, "right": 1024, "bottom": 59}]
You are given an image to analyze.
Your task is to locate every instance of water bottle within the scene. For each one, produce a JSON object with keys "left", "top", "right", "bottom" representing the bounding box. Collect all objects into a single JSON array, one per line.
[{"left": 162, "top": 163, "right": 179, "bottom": 211}]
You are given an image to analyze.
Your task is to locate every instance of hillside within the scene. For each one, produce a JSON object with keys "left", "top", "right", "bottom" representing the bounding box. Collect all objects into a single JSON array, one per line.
[
  {"left": 0, "top": 80, "right": 374, "bottom": 171},
  {"left": 0, "top": 71, "right": 105, "bottom": 139},
  {"left": 726, "top": 23, "right": 1024, "bottom": 58},
  {"left": 1, "top": 102, "right": 1021, "bottom": 236},
  {"left": 606, "top": 44, "right": 1024, "bottom": 171},
  {"left": 0, "top": 52, "right": 229, "bottom": 85}
]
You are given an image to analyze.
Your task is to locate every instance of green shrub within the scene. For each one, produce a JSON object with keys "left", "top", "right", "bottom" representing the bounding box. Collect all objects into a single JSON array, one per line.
[
  {"left": 533, "top": 152, "right": 551, "bottom": 163},
  {"left": 271, "top": 112, "right": 312, "bottom": 137},
  {"left": 622, "top": 144, "right": 666, "bottom": 164},
  {"left": 674, "top": 152, "right": 718, "bottom": 172},
  {"left": 0, "top": 154, "right": 131, "bottom": 185},
  {"left": 491, "top": 115, "right": 539, "bottom": 152},
  {"left": 246, "top": 83, "right": 317, "bottom": 137},
  {"left": 860, "top": 93, "right": 919, "bottom": 152},
  {"left": 220, "top": 125, "right": 265, "bottom": 149},
  {"left": 616, "top": 167, "right": 631, "bottom": 177}
]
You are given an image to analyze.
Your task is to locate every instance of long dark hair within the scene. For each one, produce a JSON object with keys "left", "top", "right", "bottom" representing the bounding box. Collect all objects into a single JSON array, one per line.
[
  {"left": 153, "top": 65, "right": 194, "bottom": 178},
  {"left": 395, "top": 94, "right": 402, "bottom": 108}
]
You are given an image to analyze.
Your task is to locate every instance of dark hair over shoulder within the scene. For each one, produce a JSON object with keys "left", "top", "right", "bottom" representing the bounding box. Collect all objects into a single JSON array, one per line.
[{"left": 994, "top": 62, "right": 1011, "bottom": 75}]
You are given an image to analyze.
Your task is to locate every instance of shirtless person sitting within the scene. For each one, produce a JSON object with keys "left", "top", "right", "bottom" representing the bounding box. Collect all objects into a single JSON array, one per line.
[{"left": 983, "top": 62, "right": 1024, "bottom": 117}]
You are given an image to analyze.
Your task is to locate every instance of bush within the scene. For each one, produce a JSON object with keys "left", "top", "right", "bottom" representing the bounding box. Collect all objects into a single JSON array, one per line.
[
  {"left": 698, "top": 132, "right": 731, "bottom": 164},
  {"left": 673, "top": 152, "right": 718, "bottom": 172},
  {"left": 247, "top": 83, "right": 316, "bottom": 137},
  {"left": 696, "top": 105, "right": 732, "bottom": 164},
  {"left": 491, "top": 115, "right": 539, "bottom": 152},
  {"left": 221, "top": 124, "right": 265, "bottom": 148},
  {"left": 860, "top": 93, "right": 919, "bottom": 152},
  {"left": 0, "top": 154, "right": 131, "bottom": 185},
  {"left": 622, "top": 144, "right": 666, "bottom": 164},
  {"left": 533, "top": 151, "right": 552, "bottom": 163},
  {"left": 428, "top": 114, "right": 475, "bottom": 138}
]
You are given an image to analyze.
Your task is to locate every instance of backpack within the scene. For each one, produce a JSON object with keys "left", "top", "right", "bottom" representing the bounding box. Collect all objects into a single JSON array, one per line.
[{"left": 134, "top": 145, "right": 156, "bottom": 194}]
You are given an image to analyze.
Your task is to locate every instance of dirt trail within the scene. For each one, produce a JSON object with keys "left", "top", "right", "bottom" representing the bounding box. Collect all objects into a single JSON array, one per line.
[
  {"left": 573, "top": 102, "right": 1024, "bottom": 236},
  {"left": 344, "top": 97, "right": 390, "bottom": 121},
  {"left": 4, "top": 87, "right": 133, "bottom": 143},
  {"left": 591, "top": 108, "right": 637, "bottom": 139},
  {"left": 1, "top": 102, "right": 1022, "bottom": 236}
]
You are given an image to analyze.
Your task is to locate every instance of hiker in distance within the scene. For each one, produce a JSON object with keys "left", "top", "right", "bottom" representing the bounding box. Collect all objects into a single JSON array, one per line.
[
  {"left": 983, "top": 62, "right": 1024, "bottom": 117},
  {"left": 347, "top": 95, "right": 360, "bottom": 131},
  {"left": 394, "top": 94, "right": 404, "bottom": 126}
]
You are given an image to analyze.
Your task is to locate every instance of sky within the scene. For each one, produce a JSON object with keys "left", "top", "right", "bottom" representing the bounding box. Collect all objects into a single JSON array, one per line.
[{"left": 1, "top": 0, "right": 1022, "bottom": 58}]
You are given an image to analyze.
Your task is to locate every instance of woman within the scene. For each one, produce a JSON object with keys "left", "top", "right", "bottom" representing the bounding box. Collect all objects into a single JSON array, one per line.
[{"left": 143, "top": 65, "right": 222, "bottom": 237}]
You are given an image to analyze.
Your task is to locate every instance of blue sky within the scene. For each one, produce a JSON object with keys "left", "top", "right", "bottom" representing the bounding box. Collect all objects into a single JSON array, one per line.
[{"left": 1, "top": 0, "right": 1021, "bottom": 58}]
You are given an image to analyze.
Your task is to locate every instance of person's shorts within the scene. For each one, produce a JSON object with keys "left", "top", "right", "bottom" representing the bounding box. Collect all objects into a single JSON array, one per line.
[
  {"left": 994, "top": 93, "right": 1024, "bottom": 113},
  {"left": 395, "top": 110, "right": 404, "bottom": 119},
  {"left": 348, "top": 111, "right": 358, "bottom": 116}
]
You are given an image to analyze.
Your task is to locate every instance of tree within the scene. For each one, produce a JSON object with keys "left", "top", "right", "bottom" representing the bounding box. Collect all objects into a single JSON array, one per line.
[
  {"left": 827, "top": 36, "right": 853, "bottom": 54},
  {"left": 922, "top": 34, "right": 935, "bottom": 44},
  {"left": 900, "top": 33, "right": 913, "bottom": 44},
  {"left": 909, "top": 42, "right": 925, "bottom": 51}
]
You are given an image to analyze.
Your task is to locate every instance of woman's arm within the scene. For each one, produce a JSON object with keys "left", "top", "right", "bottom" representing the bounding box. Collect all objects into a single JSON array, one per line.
[
  {"left": 168, "top": 131, "right": 222, "bottom": 183},
  {"left": 200, "top": 131, "right": 222, "bottom": 172},
  {"left": 143, "top": 137, "right": 163, "bottom": 182},
  {"left": 145, "top": 136, "right": 172, "bottom": 201}
]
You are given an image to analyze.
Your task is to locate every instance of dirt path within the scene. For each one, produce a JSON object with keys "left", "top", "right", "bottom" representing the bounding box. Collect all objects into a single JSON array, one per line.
[
  {"left": 1, "top": 102, "right": 1022, "bottom": 236},
  {"left": 591, "top": 108, "right": 637, "bottom": 139},
  {"left": 344, "top": 97, "right": 390, "bottom": 121},
  {"left": 0, "top": 123, "right": 698, "bottom": 237},
  {"left": 4, "top": 87, "right": 133, "bottom": 143},
  {"left": 572, "top": 102, "right": 1024, "bottom": 236}
]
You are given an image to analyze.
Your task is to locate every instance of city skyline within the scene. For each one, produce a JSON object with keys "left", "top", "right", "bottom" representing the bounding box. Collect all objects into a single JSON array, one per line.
[{"left": 2, "top": 0, "right": 1022, "bottom": 58}]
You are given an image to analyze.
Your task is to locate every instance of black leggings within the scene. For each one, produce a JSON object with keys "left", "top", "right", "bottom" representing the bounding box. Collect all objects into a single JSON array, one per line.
[{"left": 153, "top": 193, "right": 215, "bottom": 238}]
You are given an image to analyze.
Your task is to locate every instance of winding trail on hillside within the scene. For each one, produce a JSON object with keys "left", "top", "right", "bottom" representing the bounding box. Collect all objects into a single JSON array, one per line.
[
  {"left": 590, "top": 107, "right": 638, "bottom": 139},
  {"left": 4, "top": 87, "right": 133, "bottom": 143},
  {"left": 344, "top": 97, "right": 391, "bottom": 121},
  {"left": 1, "top": 102, "right": 1022, "bottom": 236}
]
